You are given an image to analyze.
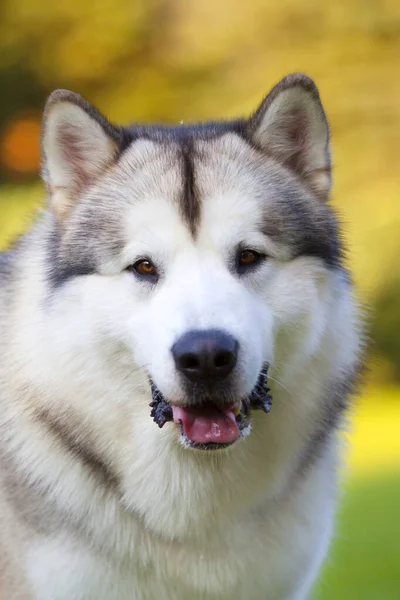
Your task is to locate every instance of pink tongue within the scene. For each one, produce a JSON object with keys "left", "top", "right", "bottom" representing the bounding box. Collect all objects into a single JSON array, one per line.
[{"left": 172, "top": 404, "right": 239, "bottom": 445}]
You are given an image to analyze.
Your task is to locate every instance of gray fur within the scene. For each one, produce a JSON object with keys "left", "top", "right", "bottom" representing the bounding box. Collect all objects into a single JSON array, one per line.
[{"left": 0, "top": 73, "right": 363, "bottom": 600}]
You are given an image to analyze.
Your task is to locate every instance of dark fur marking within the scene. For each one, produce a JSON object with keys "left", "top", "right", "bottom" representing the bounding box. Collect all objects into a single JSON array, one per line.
[
  {"left": 46, "top": 223, "right": 96, "bottom": 288},
  {"left": 0, "top": 251, "right": 14, "bottom": 276},
  {"left": 260, "top": 182, "right": 343, "bottom": 268},
  {"left": 122, "top": 120, "right": 246, "bottom": 145},
  {"left": 180, "top": 141, "right": 200, "bottom": 237},
  {"left": 35, "top": 407, "right": 120, "bottom": 490},
  {"left": 296, "top": 362, "right": 364, "bottom": 478},
  {"left": 0, "top": 452, "right": 68, "bottom": 536}
]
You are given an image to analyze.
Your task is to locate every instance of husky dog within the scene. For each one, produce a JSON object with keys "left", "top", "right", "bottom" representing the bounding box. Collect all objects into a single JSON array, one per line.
[{"left": 0, "top": 74, "right": 361, "bottom": 599}]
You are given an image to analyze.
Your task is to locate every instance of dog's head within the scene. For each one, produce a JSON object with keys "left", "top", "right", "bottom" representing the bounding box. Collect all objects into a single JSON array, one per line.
[{"left": 41, "top": 74, "right": 340, "bottom": 452}]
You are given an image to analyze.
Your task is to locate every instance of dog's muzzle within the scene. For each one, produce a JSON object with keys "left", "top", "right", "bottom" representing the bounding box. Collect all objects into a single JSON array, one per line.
[{"left": 149, "top": 366, "right": 272, "bottom": 450}]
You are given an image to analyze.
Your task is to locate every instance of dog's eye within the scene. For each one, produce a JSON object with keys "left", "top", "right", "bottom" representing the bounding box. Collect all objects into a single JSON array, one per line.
[
  {"left": 236, "top": 249, "right": 266, "bottom": 274},
  {"left": 130, "top": 259, "right": 158, "bottom": 279},
  {"left": 238, "top": 250, "right": 261, "bottom": 267},
  {"left": 238, "top": 250, "right": 263, "bottom": 271}
]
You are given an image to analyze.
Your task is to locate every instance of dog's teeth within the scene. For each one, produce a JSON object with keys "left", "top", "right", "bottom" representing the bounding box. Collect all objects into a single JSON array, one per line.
[{"left": 232, "top": 402, "right": 241, "bottom": 417}]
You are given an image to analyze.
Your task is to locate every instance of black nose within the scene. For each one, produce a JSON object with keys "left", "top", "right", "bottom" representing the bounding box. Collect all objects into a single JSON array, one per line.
[{"left": 172, "top": 329, "right": 239, "bottom": 383}]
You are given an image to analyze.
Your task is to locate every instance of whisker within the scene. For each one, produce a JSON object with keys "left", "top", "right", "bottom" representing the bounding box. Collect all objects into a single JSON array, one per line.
[{"left": 266, "top": 374, "right": 292, "bottom": 395}]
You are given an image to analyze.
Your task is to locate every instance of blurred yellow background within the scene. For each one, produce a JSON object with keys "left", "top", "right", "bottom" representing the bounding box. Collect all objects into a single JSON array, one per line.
[{"left": 0, "top": 1, "right": 399, "bottom": 597}]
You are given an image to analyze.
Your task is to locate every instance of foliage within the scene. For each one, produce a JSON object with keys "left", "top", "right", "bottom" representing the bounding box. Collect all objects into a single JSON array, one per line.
[{"left": 371, "top": 281, "right": 400, "bottom": 381}]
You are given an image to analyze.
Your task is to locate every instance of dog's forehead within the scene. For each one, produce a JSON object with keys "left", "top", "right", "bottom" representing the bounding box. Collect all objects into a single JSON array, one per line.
[
  {"left": 194, "top": 133, "right": 269, "bottom": 195},
  {"left": 94, "top": 131, "right": 340, "bottom": 268},
  {"left": 193, "top": 134, "right": 275, "bottom": 239},
  {"left": 115, "top": 138, "right": 183, "bottom": 203},
  {"left": 114, "top": 132, "right": 270, "bottom": 237}
]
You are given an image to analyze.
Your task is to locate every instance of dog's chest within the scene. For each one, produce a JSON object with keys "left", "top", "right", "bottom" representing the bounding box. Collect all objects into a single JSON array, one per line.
[{"left": 26, "top": 492, "right": 326, "bottom": 600}]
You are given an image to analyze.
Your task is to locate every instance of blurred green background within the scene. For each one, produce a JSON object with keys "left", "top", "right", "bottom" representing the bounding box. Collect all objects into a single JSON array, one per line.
[{"left": 0, "top": 1, "right": 399, "bottom": 597}]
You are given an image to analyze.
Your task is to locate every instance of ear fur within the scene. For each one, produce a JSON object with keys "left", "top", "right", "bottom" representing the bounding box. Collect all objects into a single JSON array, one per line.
[
  {"left": 247, "top": 73, "right": 331, "bottom": 201},
  {"left": 42, "top": 90, "right": 122, "bottom": 220}
]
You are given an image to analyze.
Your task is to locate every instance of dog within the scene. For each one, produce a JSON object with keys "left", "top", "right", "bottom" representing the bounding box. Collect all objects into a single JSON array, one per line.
[{"left": 0, "top": 73, "right": 362, "bottom": 599}]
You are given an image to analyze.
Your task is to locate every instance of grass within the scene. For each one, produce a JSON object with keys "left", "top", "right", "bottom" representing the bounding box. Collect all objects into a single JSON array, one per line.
[
  {"left": 314, "top": 387, "right": 400, "bottom": 599},
  {"left": 314, "top": 473, "right": 400, "bottom": 599}
]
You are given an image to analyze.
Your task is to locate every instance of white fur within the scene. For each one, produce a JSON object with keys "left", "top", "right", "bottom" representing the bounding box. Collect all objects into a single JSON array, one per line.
[
  {"left": 1, "top": 200, "right": 360, "bottom": 599},
  {"left": 0, "top": 85, "right": 361, "bottom": 599}
]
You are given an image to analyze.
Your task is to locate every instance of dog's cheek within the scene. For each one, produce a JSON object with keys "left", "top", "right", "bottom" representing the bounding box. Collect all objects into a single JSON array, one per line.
[{"left": 268, "top": 261, "right": 333, "bottom": 364}]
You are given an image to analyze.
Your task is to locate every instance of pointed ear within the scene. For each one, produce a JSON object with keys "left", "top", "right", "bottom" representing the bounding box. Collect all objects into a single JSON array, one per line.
[
  {"left": 42, "top": 90, "right": 122, "bottom": 220},
  {"left": 247, "top": 74, "right": 331, "bottom": 201}
]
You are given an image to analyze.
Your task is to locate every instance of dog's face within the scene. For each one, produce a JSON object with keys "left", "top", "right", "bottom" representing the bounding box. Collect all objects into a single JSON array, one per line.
[{"left": 41, "top": 75, "right": 340, "bottom": 451}]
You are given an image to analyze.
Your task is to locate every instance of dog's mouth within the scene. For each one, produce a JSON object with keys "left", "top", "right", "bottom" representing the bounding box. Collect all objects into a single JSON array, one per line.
[{"left": 149, "top": 367, "right": 272, "bottom": 450}]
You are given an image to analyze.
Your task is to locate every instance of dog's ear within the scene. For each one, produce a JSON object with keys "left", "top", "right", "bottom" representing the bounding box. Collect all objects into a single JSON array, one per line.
[
  {"left": 42, "top": 90, "right": 122, "bottom": 220},
  {"left": 247, "top": 74, "right": 331, "bottom": 201}
]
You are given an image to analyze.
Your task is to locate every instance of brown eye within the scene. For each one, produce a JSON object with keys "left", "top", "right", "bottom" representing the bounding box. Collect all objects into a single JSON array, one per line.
[
  {"left": 132, "top": 259, "right": 157, "bottom": 278},
  {"left": 236, "top": 249, "right": 266, "bottom": 274},
  {"left": 239, "top": 250, "right": 260, "bottom": 266}
]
